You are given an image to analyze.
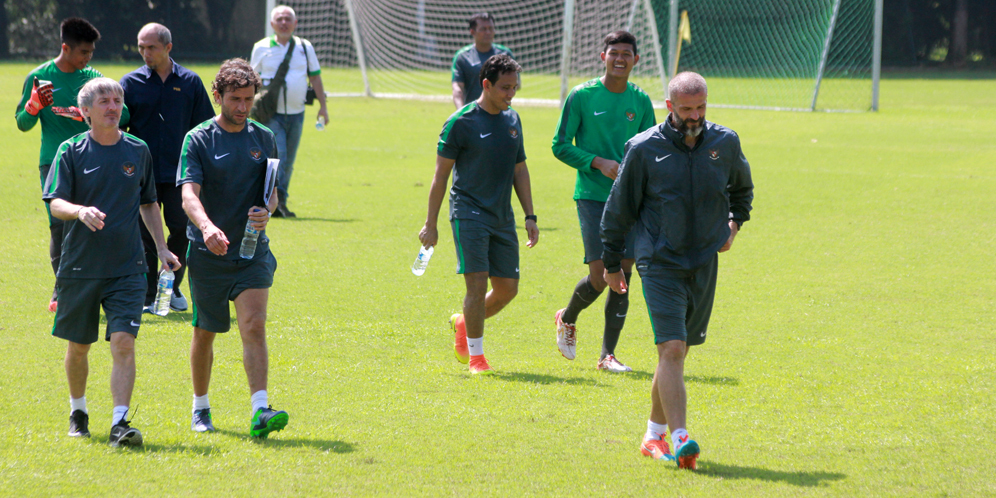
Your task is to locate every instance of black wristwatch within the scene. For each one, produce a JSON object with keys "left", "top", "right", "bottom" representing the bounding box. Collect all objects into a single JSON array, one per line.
[{"left": 525, "top": 215, "right": 537, "bottom": 223}]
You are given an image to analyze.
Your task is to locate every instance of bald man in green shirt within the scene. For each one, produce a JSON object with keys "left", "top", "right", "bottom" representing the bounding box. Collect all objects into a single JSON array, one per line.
[{"left": 551, "top": 31, "right": 656, "bottom": 372}]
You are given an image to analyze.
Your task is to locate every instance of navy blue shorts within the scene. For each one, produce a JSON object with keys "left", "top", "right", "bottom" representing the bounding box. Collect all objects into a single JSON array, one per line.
[
  {"left": 451, "top": 218, "right": 519, "bottom": 279},
  {"left": 577, "top": 199, "right": 635, "bottom": 264},
  {"left": 640, "top": 255, "right": 718, "bottom": 346},
  {"left": 52, "top": 274, "right": 145, "bottom": 344}
]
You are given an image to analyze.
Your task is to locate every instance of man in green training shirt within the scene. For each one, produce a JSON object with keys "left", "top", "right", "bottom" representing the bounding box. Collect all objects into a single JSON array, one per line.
[
  {"left": 551, "top": 30, "right": 656, "bottom": 372},
  {"left": 15, "top": 17, "right": 129, "bottom": 312},
  {"left": 451, "top": 12, "right": 513, "bottom": 109}
]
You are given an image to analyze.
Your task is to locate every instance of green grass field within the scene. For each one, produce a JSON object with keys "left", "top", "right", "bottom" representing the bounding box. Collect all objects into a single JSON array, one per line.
[{"left": 1, "top": 62, "right": 995, "bottom": 496}]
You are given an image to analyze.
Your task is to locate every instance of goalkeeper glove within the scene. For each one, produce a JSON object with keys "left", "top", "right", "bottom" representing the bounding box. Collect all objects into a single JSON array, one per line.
[
  {"left": 24, "top": 76, "right": 54, "bottom": 116},
  {"left": 52, "top": 106, "right": 85, "bottom": 122}
]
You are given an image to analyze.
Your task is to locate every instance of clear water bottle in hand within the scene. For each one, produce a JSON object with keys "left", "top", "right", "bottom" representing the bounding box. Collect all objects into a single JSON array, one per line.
[
  {"left": 153, "top": 269, "right": 174, "bottom": 316},
  {"left": 240, "top": 218, "right": 259, "bottom": 259},
  {"left": 411, "top": 245, "right": 434, "bottom": 276},
  {"left": 316, "top": 115, "right": 326, "bottom": 131}
]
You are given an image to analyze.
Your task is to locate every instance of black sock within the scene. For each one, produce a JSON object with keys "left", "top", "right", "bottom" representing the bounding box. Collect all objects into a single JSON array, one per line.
[
  {"left": 562, "top": 275, "right": 603, "bottom": 324},
  {"left": 602, "top": 272, "right": 632, "bottom": 359}
]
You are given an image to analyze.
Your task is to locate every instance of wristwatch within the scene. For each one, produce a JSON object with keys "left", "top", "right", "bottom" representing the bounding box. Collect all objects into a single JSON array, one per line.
[{"left": 525, "top": 215, "right": 537, "bottom": 223}]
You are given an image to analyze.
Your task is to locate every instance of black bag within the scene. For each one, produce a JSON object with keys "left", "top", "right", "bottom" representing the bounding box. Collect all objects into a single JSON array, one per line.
[
  {"left": 304, "top": 46, "right": 317, "bottom": 105},
  {"left": 250, "top": 37, "right": 296, "bottom": 123}
]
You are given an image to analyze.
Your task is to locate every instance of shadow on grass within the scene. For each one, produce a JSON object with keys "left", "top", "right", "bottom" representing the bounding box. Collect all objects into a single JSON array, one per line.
[
  {"left": 273, "top": 217, "right": 359, "bottom": 223},
  {"left": 215, "top": 428, "right": 356, "bottom": 453},
  {"left": 488, "top": 371, "right": 601, "bottom": 386},
  {"left": 123, "top": 443, "right": 220, "bottom": 455},
  {"left": 620, "top": 371, "right": 740, "bottom": 385},
  {"left": 696, "top": 461, "right": 845, "bottom": 487},
  {"left": 686, "top": 375, "right": 740, "bottom": 386}
]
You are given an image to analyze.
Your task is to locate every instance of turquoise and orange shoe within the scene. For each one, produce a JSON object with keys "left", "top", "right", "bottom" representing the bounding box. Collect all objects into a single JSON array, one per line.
[
  {"left": 250, "top": 406, "right": 288, "bottom": 439},
  {"left": 674, "top": 435, "right": 700, "bottom": 469},
  {"left": 640, "top": 436, "right": 675, "bottom": 461},
  {"left": 450, "top": 313, "right": 469, "bottom": 364}
]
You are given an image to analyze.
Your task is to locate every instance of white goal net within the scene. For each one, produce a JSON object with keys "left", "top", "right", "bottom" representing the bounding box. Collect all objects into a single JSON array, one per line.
[{"left": 277, "top": 0, "right": 880, "bottom": 111}]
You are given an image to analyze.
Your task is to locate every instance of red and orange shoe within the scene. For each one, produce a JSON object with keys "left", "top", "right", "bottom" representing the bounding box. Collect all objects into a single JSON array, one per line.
[
  {"left": 468, "top": 355, "right": 494, "bottom": 375},
  {"left": 48, "top": 300, "right": 58, "bottom": 313},
  {"left": 640, "top": 436, "right": 675, "bottom": 461},
  {"left": 674, "top": 435, "right": 700, "bottom": 470},
  {"left": 450, "top": 313, "right": 469, "bottom": 364}
]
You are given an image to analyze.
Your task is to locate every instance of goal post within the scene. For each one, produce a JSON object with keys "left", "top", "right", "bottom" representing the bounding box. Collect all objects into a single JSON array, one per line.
[{"left": 281, "top": 0, "right": 880, "bottom": 112}]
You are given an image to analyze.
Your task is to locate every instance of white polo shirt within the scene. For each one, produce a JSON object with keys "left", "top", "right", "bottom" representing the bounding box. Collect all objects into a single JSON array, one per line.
[{"left": 250, "top": 35, "right": 321, "bottom": 115}]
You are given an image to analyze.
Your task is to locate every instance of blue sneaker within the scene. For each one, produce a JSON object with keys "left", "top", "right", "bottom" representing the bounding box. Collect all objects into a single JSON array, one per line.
[{"left": 192, "top": 408, "right": 216, "bottom": 433}]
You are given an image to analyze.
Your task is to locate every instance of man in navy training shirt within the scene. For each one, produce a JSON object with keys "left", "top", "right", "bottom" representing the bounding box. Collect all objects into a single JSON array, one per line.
[{"left": 121, "top": 22, "right": 214, "bottom": 314}]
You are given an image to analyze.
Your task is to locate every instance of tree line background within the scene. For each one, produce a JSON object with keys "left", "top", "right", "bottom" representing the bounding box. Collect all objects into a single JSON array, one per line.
[{"left": 1, "top": 0, "right": 993, "bottom": 67}]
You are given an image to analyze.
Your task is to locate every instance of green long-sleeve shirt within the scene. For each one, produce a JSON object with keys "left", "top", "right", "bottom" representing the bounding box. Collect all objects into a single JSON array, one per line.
[
  {"left": 551, "top": 78, "right": 656, "bottom": 202},
  {"left": 15, "top": 60, "right": 129, "bottom": 170}
]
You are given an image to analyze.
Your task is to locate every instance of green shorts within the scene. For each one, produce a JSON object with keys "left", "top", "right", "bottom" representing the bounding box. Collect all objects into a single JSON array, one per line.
[
  {"left": 451, "top": 218, "right": 519, "bottom": 279},
  {"left": 640, "top": 254, "right": 718, "bottom": 346},
  {"left": 187, "top": 246, "right": 277, "bottom": 333},
  {"left": 52, "top": 274, "right": 145, "bottom": 344},
  {"left": 577, "top": 199, "right": 635, "bottom": 264}
]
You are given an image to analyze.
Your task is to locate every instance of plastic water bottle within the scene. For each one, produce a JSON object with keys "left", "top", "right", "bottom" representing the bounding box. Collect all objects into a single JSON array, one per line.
[
  {"left": 411, "top": 245, "right": 434, "bottom": 276},
  {"left": 315, "top": 115, "right": 326, "bottom": 131},
  {"left": 153, "top": 269, "right": 174, "bottom": 316},
  {"left": 240, "top": 219, "right": 259, "bottom": 259}
]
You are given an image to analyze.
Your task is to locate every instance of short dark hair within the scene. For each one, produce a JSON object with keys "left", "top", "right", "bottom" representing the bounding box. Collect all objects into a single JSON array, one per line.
[
  {"left": 212, "top": 58, "right": 261, "bottom": 97},
  {"left": 603, "top": 30, "right": 638, "bottom": 56},
  {"left": 469, "top": 12, "right": 494, "bottom": 31},
  {"left": 480, "top": 53, "right": 521, "bottom": 86},
  {"left": 61, "top": 18, "right": 100, "bottom": 48}
]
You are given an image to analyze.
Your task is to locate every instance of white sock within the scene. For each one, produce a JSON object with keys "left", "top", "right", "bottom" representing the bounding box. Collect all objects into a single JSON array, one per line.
[
  {"left": 70, "top": 396, "right": 87, "bottom": 414},
  {"left": 250, "top": 390, "right": 268, "bottom": 417},
  {"left": 467, "top": 337, "right": 484, "bottom": 357},
  {"left": 645, "top": 420, "right": 667, "bottom": 441},
  {"left": 671, "top": 428, "right": 689, "bottom": 449},
  {"left": 112, "top": 406, "right": 129, "bottom": 426},
  {"left": 193, "top": 394, "right": 210, "bottom": 413}
]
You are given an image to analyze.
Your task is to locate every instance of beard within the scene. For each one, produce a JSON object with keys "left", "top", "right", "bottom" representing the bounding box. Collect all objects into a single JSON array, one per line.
[{"left": 674, "top": 115, "right": 705, "bottom": 137}]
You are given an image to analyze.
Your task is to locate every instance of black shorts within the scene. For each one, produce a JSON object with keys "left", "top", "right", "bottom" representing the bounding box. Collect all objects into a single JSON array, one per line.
[
  {"left": 577, "top": 199, "right": 635, "bottom": 264},
  {"left": 52, "top": 274, "right": 145, "bottom": 344},
  {"left": 639, "top": 255, "right": 718, "bottom": 346},
  {"left": 451, "top": 218, "right": 519, "bottom": 279},
  {"left": 187, "top": 246, "right": 277, "bottom": 333}
]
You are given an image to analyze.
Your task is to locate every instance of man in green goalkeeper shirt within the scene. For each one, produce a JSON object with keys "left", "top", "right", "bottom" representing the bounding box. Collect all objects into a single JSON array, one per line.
[
  {"left": 551, "top": 30, "right": 656, "bottom": 372},
  {"left": 15, "top": 17, "right": 129, "bottom": 312}
]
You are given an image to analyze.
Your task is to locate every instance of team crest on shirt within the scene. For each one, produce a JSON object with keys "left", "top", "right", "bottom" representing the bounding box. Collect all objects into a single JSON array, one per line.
[
  {"left": 625, "top": 108, "right": 636, "bottom": 122},
  {"left": 708, "top": 150, "right": 720, "bottom": 160},
  {"left": 249, "top": 147, "right": 263, "bottom": 161},
  {"left": 121, "top": 162, "right": 137, "bottom": 177},
  {"left": 508, "top": 127, "right": 518, "bottom": 139}
]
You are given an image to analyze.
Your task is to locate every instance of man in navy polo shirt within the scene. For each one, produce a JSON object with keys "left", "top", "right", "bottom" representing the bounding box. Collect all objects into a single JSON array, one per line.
[{"left": 120, "top": 23, "right": 215, "bottom": 313}]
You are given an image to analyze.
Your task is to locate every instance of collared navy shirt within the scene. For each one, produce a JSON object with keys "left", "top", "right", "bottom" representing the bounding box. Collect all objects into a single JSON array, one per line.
[{"left": 120, "top": 60, "right": 215, "bottom": 184}]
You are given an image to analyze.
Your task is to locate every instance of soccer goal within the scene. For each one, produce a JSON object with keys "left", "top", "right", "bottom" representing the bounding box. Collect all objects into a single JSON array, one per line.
[{"left": 273, "top": 0, "right": 882, "bottom": 111}]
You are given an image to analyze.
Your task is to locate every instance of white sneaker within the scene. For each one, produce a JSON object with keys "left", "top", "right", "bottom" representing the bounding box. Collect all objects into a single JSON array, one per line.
[
  {"left": 170, "top": 289, "right": 188, "bottom": 312},
  {"left": 597, "top": 354, "right": 632, "bottom": 373},
  {"left": 555, "top": 308, "right": 576, "bottom": 360}
]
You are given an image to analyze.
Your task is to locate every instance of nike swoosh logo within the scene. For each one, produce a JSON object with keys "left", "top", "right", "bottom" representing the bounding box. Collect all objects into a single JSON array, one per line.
[
  {"left": 83, "top": 167, "right": 100, "bottom": 174},
  {"left": 594, "top": 111, "right": 607, "bottom": 116},
  {"left": 214, "top": 153, "right": 230, "bottom": 160},
  {"left": 130, "top": 321, "right": 140, "bottom": 327},
  {"left": 479, "top": 133, "right": 491, "bottom": 138},
  {"left": 655, "top": 154, "right": 672, "bottom": 162},
  {"left": 51, "top": 88, "right": 62, "bottom": 93},
  {"left": 615, "top": 313, "right": 627, "bottom": 318},
  {"left": 471, "top": 62, "right": 481, "bottom": 66}
]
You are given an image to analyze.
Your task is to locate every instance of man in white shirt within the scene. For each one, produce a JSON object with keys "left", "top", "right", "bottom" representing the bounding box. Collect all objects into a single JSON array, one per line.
[{"left": 250, "top": 5, "right": 328, "bottom": 218}]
